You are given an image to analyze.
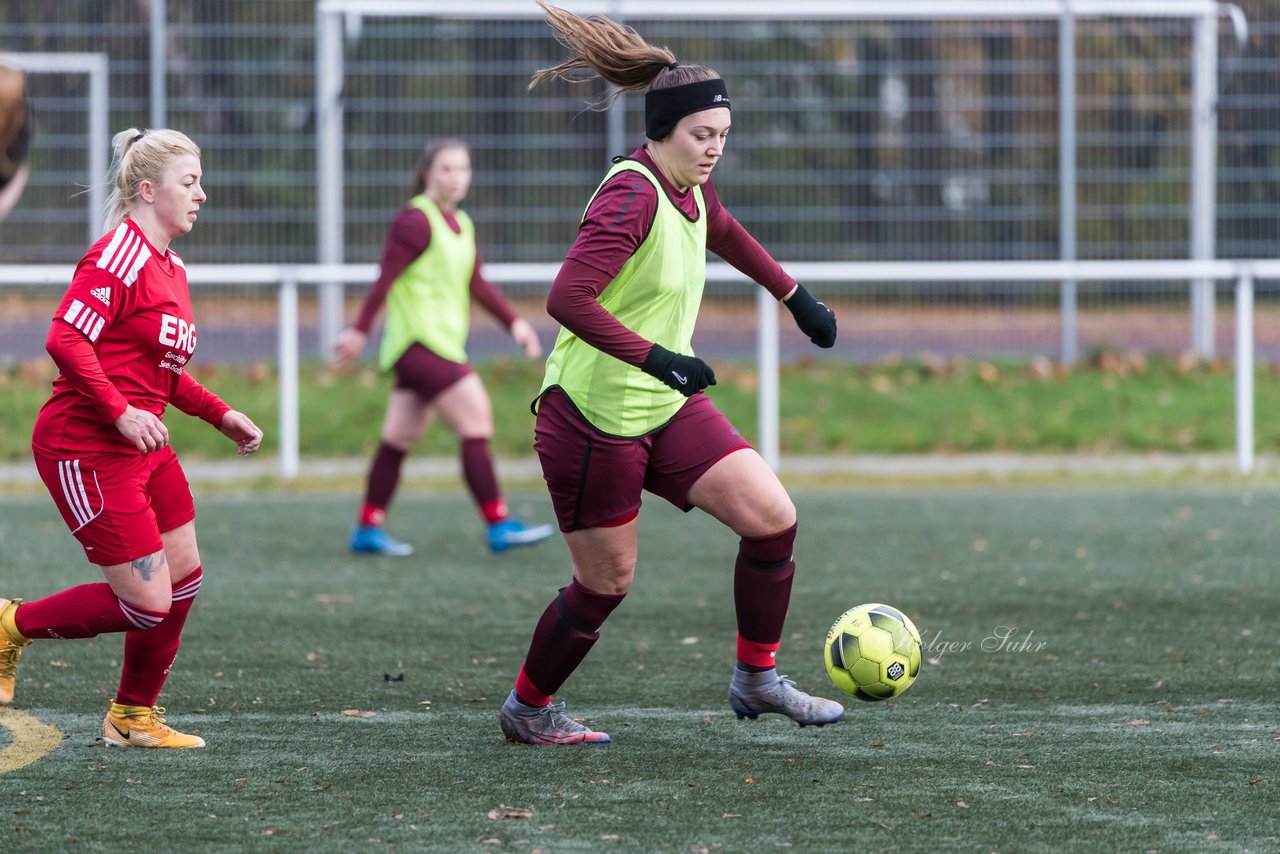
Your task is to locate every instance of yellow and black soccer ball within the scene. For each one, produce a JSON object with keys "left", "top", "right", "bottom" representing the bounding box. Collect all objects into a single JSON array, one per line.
[{"left": 824, "top": 602, "right": 922, "bottom": 702}]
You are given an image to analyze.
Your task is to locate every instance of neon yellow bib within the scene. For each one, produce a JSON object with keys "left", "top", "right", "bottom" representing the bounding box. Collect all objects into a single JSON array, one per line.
[
  {"left": 541, "top": 159, "right": 707, "bottom": 436},
  {"left": 379, "top": 195, "right": 476, "bottom": 369}
]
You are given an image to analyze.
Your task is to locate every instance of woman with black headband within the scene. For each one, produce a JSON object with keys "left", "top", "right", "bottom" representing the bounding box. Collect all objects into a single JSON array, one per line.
[{"left": 499, "top": 2, "right": 842, "bottom": 746}]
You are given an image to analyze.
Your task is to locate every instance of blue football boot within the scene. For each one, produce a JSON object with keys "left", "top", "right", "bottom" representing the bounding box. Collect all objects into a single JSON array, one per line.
[
  {"left": 487, "top": 518, "right": 554, "bottom": 554},
  {"left": 349, "top": 525, "right": 414, "bottom": 557}
]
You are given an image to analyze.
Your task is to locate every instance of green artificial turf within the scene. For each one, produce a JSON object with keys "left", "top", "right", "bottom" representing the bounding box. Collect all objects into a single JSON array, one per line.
[{"left": 1, "top": 488, "right": 1276, "bottom": 852}]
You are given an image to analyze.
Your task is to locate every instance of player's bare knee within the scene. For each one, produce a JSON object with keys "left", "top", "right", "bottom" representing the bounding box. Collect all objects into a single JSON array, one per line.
[
  {"left": 751, "top": 493, "right": 796, "bottom": 536},
  {"left": 577, "top": 560, "right": 635, "bottom": 596},
  {"left": 129, "top": 589, "right": 173, "bottom": 617}
]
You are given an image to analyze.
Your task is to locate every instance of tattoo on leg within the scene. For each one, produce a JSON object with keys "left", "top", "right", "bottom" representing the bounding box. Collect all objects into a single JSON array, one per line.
[{"left": 131, "top": 552, "right": 162, "bottom": 581}]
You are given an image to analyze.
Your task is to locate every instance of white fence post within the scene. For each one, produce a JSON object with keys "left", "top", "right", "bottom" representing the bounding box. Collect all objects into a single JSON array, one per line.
[
  {"left": 1235, "top": 273, "right": 1254, "bottom": 475},
  {"left": 278, "top": 278, "right": 300, "bottom": 480},
  {"left": 756, "top": 287, "right": 780, "bottom": 472}
]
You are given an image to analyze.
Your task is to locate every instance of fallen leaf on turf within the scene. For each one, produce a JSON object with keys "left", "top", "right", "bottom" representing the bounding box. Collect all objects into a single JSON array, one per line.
[
  {"left": 1249, "top": 777, "right": 1265, "bottom": 785},
  {"left": 743, "top": 777, "right": 754, "bottom": 784},
  {"left": 340, "top": 709, "right": 376, "bottom": 718},
  {"left": 487, "top": 805, "right": 533, "bottom": 820},
  {"left": 871, "top": 740, "right": 886, "bottom": 748},
  {"left": 956, "top": 801, "right": 969, "bottom": 809},
  {"left": 1012, "top": 731, "right": 1033, "bottom": 737}
]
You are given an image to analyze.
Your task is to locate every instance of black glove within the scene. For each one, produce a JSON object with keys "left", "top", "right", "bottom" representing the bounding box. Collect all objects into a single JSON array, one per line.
[
  {"left": 785, "top": 284, "right": 837, "bottom": 348},
  {"left": 641, "top": 343, "right": 717, "bottom": 397}
]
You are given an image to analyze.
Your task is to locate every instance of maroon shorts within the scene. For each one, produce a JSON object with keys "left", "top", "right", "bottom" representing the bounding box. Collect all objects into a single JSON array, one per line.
[
  {"left": 392, "top": 342, "right": 473, "bottom": 402},
  {"left": 33, "top": 445, "right": 195, "bottom": 567},
  {"left": 534, "top": 388, "right": 753, "bottom": 532}
]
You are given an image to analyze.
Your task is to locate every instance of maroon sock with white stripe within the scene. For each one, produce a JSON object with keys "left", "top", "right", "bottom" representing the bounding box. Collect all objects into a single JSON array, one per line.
[
  {"left": 12, "top": 583, "right": 168, "bottom": 640},
  {"left": 116, "top": 567, "right": 202, "bottom": 708}
]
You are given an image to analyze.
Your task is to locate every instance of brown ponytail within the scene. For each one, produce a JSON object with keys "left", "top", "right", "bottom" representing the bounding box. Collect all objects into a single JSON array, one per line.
[{"left": 529, "top": 1, "right": 719, "bottom": 104}]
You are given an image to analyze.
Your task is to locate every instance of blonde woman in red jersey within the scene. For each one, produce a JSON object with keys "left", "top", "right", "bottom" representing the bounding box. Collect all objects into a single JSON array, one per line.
[{"left": 0, "top": 128, "right": 263, "bottom": 748}]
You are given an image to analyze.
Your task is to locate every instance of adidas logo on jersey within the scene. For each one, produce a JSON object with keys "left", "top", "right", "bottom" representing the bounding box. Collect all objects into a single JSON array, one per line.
[{"left": 90, "top": 286, "right": 111, "bottom": 307}]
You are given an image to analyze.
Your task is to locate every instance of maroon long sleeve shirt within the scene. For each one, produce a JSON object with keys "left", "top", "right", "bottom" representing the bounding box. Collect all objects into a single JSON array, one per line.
[{"left": 546, "top": 145, "right": 797, "bottom": 367}]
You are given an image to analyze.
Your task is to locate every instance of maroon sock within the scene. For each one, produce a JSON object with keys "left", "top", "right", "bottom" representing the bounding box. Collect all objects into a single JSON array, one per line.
[
  {"left": 13, "top": 583, "right": 167, "bottom": 639},
  {"left": 734, "top": 524, "right": 798, "bottom": 671},
  {"left": 360, "top": 443, "right": 406, "bottom": 526},
  {"left": 461, "top": 437, "right": 505, "bottom": 524},
  {"left": 514, "top": 578, "right": 626, "bottom": 705},
  {"left": 116, "top": 567, "right": 202, "bottom": 708}
]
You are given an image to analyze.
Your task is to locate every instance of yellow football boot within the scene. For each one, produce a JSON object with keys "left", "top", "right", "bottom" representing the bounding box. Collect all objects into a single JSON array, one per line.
[
  {"left": 102, "top": 702, "right": 206, "bottom": 748},
  {"left": 0, "top": 598, "right": 31, "bottom": 705}
]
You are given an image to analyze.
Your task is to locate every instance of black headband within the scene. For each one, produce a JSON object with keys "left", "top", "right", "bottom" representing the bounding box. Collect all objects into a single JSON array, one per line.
[{"left": 644, "top": 79, "right": 731, "bottom": 141}]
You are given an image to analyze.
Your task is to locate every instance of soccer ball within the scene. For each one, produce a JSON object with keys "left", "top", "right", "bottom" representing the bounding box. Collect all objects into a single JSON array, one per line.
[{"left": 824, "top": 603, "right": 922, "bottom": 701}]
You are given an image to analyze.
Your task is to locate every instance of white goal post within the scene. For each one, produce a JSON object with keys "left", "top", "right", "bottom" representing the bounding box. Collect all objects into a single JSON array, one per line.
[
  {"left": 0, "top": 52, "right": 110, "bottom": 242},
  {"left": 315, "top": 0, "right": 1245, "bottom": 468}
]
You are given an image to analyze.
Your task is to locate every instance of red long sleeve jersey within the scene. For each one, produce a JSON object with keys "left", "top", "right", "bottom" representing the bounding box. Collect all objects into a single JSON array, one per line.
[{"left": 32, "top": 219, "right": 230, "bottom": 456}]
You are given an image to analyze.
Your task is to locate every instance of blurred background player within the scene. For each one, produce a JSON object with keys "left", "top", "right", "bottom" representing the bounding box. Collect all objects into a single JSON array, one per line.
[
  {"left": 0, "top": 61, "right": 32, "bottom": 220},
  {"left": 0, "top": 128, "right": 264, "bottom": 748},
  {"left": 499, "top": 3, "right": 844, "bottom": 745},
  {"left": 331, "top": 138, "right": 553, "bottom": 557}
]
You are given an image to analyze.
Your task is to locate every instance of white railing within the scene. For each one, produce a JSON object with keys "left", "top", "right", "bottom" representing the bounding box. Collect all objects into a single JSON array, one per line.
[{"left": 1, "top": 259, "right": 1272, "bottom": 477}]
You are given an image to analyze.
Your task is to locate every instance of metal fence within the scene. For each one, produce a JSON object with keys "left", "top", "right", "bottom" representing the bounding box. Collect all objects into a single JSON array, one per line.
[
  {"left": 1, "top": 258, "right": 1270, "bottom": 477},
  {"left": 2, "top": 0, "right": 1279, "bottom": 363}
]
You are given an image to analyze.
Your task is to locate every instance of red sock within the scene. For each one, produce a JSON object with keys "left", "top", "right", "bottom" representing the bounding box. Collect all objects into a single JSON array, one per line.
[
  {"left": 461, "top": 438, "right": 504, "bottom": 523},
  {"left": 13, "top": 583, "right": 167, "bottom": 639},
  {"left": 360, "top": 443, "right": 406, "bottom": 526},
  {"left": 514, "top": 579, "right": 625, "bottom": 705},
  {"left": 116, "top": 567, "right": 202, "bottom": 708},
  {"left": 734, "top": 524, "right": 797, "bottom": 670}
]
